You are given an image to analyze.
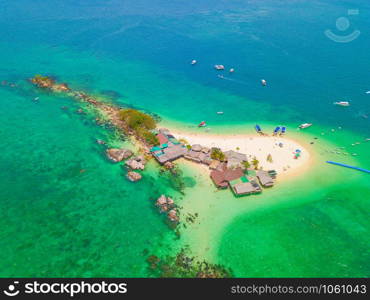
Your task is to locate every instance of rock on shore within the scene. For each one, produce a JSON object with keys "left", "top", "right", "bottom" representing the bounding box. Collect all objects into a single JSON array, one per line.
[
  {"left": 155, "top": 195, "right": 178, "bottom": 222},
  {"left": 127, "top": 171, "right": 142, "bottom": 182},
  {"left": 125, "top": 156, "right": 146, "bottom": 170},
  {"left": 106, "top": 148, "right": 133, "bottom": 162}
]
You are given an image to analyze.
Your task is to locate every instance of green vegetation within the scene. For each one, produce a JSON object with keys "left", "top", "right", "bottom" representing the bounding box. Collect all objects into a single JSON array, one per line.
[
  {"left": 119, "top": 109, "right": 156, "bottom": 131},
  {"left": 252, "top": 157, "right": 259, "bottom": 170},
  {"left": 210, "top": 148, "right": 225, "bottom": 161},
  {"left": 31, "top": 74, "right": 55, "bottom": 88},
  {"left": 178, "top": 138, "right": 188, "bottom": 144},
  {"left": 242, "top": 161, "right": 251, "bottom": 169},
  {"left": 31, "top": 74, "right": 70, "bottom": 91},
  {"left": 138, "top": 128, "right": 159, "bottom": 146},
  {"left": 119, "top": 109, "right": 159, "bottom": 146}
]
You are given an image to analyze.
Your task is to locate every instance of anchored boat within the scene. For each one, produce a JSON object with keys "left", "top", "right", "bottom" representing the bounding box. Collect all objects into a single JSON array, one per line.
[
  {"left": 273, "top": 126, "right": 281, "bottom": 136},
  {"left": 261, "top": 79, "right": 267, "bottom": 86},
  {"left": 334, "top": 101, "right": 350, "bottom": 107},
  {"left": 255, "top": 124, "right": 262, "bottom": 134},
  {"left": 198, "top": 121, "right": 207, "bottom": 127},
  {"left": 191, "top": 59, "right": 197, "bottom": 65},
  {"left": 214, "top": 65, "right": 225, "bottom": 70},
  {"left": 299, "top": 123, "right": 312, "bottom": 129}
]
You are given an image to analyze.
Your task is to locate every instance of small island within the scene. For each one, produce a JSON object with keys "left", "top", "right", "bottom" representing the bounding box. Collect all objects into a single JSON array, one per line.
[{"left": 30, "top": 75, "right": 310, "bottom": 198}]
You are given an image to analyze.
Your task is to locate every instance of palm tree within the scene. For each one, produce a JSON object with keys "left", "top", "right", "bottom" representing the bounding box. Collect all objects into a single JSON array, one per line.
[{"left": 252, "top": 157, "right": 259, "bottom": 170}]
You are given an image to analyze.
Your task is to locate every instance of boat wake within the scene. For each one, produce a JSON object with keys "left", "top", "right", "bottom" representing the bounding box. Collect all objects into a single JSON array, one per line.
[{"left": 217, "top": 75, "right": 249, "bottom": 85}]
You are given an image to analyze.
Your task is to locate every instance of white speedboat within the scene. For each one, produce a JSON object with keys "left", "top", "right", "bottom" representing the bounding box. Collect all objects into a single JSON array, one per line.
[
  {"left": 366, "top": 91, "right": 370, "bottom": 94},
  {"left": 299, "top": 123, "right": 312, "bottom": 129},
  {"left": 261, "top": 79, "right": 267, "bottom": 86},
  {"left": 214, "top": 65, "right": 225, "bottom": 70},
  {"left": 229, "top": 68, "right": 235, "bottom": 73},
  {"left": 216, "top": 111, "right": 224, "bottom": 115},
  {"left": 334, "top": 101, "right": 350, "bottom": 107},
  {"left": 191, "top": 60, "right": 197, "bottom": 65}
]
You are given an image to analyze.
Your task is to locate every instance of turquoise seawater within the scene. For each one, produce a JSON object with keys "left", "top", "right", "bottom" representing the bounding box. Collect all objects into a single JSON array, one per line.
[{"left": 0, "top": 0, "right": 369, "bottom": 277}]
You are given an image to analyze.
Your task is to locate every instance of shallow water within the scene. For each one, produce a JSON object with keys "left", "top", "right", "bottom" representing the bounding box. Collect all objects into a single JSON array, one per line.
[{"left": 0, "top": 0, "right": 369, "bottom": 277}]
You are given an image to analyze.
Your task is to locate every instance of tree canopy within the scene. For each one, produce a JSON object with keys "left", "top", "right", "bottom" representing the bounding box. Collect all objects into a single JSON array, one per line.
[
  {"left": 210, "top": 148, "right": 225, "bottom": 161},
  {"left": 119, "top": 109, "right": 159, "bottom": 146}
]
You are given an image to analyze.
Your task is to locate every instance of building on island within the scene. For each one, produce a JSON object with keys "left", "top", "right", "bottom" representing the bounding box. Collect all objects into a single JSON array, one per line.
[
  {"left": 224, "top": 150, "right": 248, "bottom": 169},
  {"left": 184, "top": 144, "right": 212, "bottom": 165},
  {"left": 149, "top": 128, "right": 276, "bottom": 197},
  {"left": 210, "top": 168, "right": 244, "bottom": 189},
  {"left": 256, "top": 170, "right": 275, "bottom": 187},
  {"left": 150, "top": 129, "right": 188, "bottom": 164},
  {"left": 231, "top": 180, "right": 262, "bottom": 196}
]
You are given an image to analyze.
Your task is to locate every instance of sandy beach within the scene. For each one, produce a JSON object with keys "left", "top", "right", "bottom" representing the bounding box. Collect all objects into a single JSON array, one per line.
[{"left": 169, "top": 128, "right": 312, "bottom": 179}]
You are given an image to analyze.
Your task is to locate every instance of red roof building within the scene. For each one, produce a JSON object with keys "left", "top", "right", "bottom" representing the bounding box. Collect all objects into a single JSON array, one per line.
[
  {"left": 210, "top": 168, "right": 244, "bottom": 189},
  {"left": 156, "top": 133, "right": 168, "bottom": 145}
]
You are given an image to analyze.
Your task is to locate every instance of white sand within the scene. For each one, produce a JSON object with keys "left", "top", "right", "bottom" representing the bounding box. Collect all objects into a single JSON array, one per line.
[{"left": 170, "top": 129, "right": 312, "bottom": 179}]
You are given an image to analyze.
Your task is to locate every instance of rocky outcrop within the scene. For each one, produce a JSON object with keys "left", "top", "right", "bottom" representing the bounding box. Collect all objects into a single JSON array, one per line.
[
  {"left": 164, "top": 161, "right": 175, "bottom": 169},
  {"left": 106, "top": 148, "right": 133, "bottom": 162},
  {"left": 125, "top": 156, "right": 146, "bottom": 170},
  {"left": 155, "top": 195, "right": 175, "bottom": 214},
  {"left": 96, "top": 139, "right": 106, "bottom": 145},
  {"left": 167, "top": 209, "right": 179, "bottom": 223},
  {"left": 127, "top": 171, "right": 142, "bottom": 182}
]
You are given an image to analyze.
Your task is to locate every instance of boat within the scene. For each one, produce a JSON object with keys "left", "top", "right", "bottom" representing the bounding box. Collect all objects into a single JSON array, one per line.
[
  {"left": 214, "top": 65, "right": 225, "bottom": 70},
  {"left": 299, "top": 123, "right": 312, "bottom": 129},
  {"left": 261, "top": 79, "right": 267, "bottom": 86},
  {"left": 334, "top": 101, "right": 350, "bottom": 107},
  {"left": 366, "top": 91, "right": 370, "bottom": 94},
  {"left": 198, "top": 121, "right": 207, "bottom": 127},
  {"left": 255, "top": 124, "right": 262, "bottom": 133},
  {"left": 217, "top": 75, "right": 225, "bottom": 79},
  {"left": 229, "top": 68, "right": 235, "bottom": 73},
  {"left": 191, "top": 60, "right": 197, "bottom": 65},
  {"left": 216, "top": 111, "right": 224, "bottom": 115},
  {"left": 273, "top": 126, "right": 281, "bottom": 135}
]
